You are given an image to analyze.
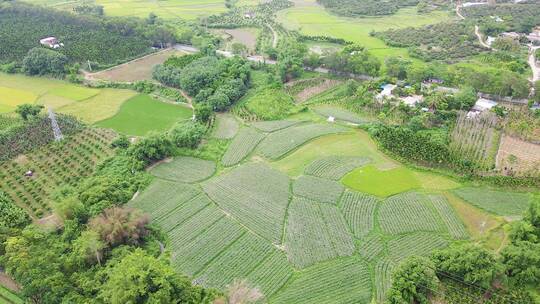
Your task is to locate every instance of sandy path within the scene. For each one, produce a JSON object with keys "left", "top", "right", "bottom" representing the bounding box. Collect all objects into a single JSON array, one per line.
[
  {"left": 529, "top": 45, "right": 540, "bottom": 82},
  {"left": 267, "top": 24, "right": 278, "bottom": 48},
  {"left": 475, "top": 25, "right": 491, "bottom": 49}
]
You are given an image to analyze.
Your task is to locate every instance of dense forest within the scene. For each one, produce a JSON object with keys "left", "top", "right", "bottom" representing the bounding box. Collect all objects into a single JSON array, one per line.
[
  {"left": 0, "top": 1, "right": 152, "bottom": 65},
  {"left": 463, "top": 3, "right": 540, "bottom": 34}
]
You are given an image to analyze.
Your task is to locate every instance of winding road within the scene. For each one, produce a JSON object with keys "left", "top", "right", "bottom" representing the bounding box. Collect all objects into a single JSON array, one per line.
[{"left": 474, "top": 25, "right": 491, "bottom": 49}]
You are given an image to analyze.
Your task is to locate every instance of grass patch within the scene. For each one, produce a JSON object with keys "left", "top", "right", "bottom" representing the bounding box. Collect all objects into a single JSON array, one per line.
[
  {"left": 0, "top": 87, "right": 38, "bottom": 113},
  {"left": 48, "top": 85, "right": 100, "bottom": 101},
  {"left": 244, "top": 87, "right": 296, "bottom": 120},
  {"left": 342, "top": 165, "right": 420, "bottom": 197},
  {"left": 452, "top": 187, "right": 532, "bottom": 217},
  {"left": 96, "top": 94, "right": 192, "bottom": 136},
  {"left": 272, "top": 130, "right": 397, "bottom": 177}
]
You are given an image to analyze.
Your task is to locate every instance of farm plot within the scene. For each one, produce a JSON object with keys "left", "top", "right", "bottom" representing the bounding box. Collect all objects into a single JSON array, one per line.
[
  {"left": 196, "top": 232, "right": 289, "bottom": 295},
  {"left": 202, "top": 163, "right": 290, "bottom": 243},
  {"left": 313, "top": 105, "right": 367, "bottom": 124},
  {"left": 150, "top": 157, "right": 216, "bottom": 183},
  {"left": 374, "top": 257, "right": 397, "bottom": 303},
  {"left": 304, "top": 155, "right": 371, "bottom": 180},
  {"left": 258, "top": 123, "right": 348, "bottom": 159},
  {"left": 290, "top": 79, "right": 342, "bottom": 103},
  {"left": 0, "top": 87, "right": 38, "bottom": 113},
  {"left": 340, "top": 190, "right": 379, "bottom": 238},
  {"left": 250, "top": 120, "right": 300, "bottom": 132},
  {"left": 387, "top": 232, "right": 449, "bottom": 262},
  {"left": 496, "top": 135, "right": 540, "bottom": 177},
  {"left": 89, "top": 49, "right": 184, "bottom": 82},
  {"left": 342, "top": 165, "right": 420, "bottom": 197},
  {"left": 271, "top": 257, "right": 372, "bottom": 304},
  {"left": 452, "top": 187, "right": 531, "bottom": 216},
  {"left": 292, "top": 175, "right": 344, "bottom": 204},
  {"left": 285, "top": 197, "right": 354, "bottom": 268},
  {"left": 429, "top": 194, "right": 469, "bottom": 239},
  {"left": 377, "top": 192, "right": 444, "bottom": 235},
  {"left": 213, "top": 113, "right": 239, "bottom": 139},
  {"left": 48, "top": 85, "right": 99, "bottom": 101},
  {"left": 171, "top": 214, "right": 244, "bottom": 276},
  {"left": 156, "top": 193, "right": 213, "bottom": 231},
  {"left": 246, "top": 250, "right": 293, "bottom": 297},
  {"left": 0, "top": 128, "right": 116, "bottom": 217},
  {"left": 358, "top": 234, "right": 385, "bottom": 261},
  {"left": 128, "top": 180, "right": 201, "bottom": 222},
  {"left": 221, "top": 127, "right": 266, "bottom": 166}
]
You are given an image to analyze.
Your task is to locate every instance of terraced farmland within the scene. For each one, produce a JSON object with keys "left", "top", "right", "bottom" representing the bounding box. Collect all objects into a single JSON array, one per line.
[
  {"left": 305, "top": 155, "right": 371, "bottom": 180},
  {"left": 258, "top": 123, "right": 347, "bottom": 159},
  {"left": 292, "top": 175, "right": 344, "bottom": 204},
  {"left": 150, "top": 157, "right": 216, "bottom": 183},
  {"left": 221, "top": 127, "right": 265, "bottom": 166},
  {"left": 202, "top": 163, "right": 290, "bottom": 243}
]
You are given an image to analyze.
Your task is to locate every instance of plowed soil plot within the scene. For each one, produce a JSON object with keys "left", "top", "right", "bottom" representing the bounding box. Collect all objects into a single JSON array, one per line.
[
  {"left": 90, "top": 49, "right": 183, "bottom": 82},
  {"left": 496, "top": 134, "right": 540, "bottom": 176},
  {"left": 225, "top": 28, "right": 258, "bottom": 50}
]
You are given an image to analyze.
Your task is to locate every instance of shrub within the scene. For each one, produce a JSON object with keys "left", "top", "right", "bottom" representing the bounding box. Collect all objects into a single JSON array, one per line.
[
  {"left": 169, "top": 121, "right": 206, "bottom": 149},
  {"left": 127, "top": 133, "right": 173, "bottom": 164},
  {"left": 0, "top": 191, "right": 30, "bottom": 229},
  {"left": 22, "top": 47, "right": 67, "bottom": 76}
]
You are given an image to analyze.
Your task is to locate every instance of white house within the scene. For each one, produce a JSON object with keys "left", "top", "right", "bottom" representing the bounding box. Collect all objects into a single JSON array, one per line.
[
  {"left": 40, "top": 37, "right": 63, "bottom": 49},
  {"left": 376, "top": 84, "right": 396, "bottom": 101}
]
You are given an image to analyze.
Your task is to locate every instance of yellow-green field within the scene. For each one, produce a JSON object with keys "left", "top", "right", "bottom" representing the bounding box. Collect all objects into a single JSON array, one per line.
[
  {"left": 277, "top": 1, "right": 452, "bottom": 60},
  {"left": 25, "top": 0, "right": 261, "bottom": 19},
  {"left": 0, "top": 73, "right": 136, "bottom": 122}
]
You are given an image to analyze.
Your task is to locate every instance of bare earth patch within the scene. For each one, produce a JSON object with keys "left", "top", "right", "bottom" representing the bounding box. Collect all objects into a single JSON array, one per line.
[
  {"left": 496, "top": 134, "right": 540, "bottom": 176},
  {"left": 89, "top": 49, "right": 184, "bottom": 83},
  {"left": 295, "top": 79, "right": 341, "bottom": 103},
  {"left": 225, "top": 28, "right": 258, "bottom": 50}
]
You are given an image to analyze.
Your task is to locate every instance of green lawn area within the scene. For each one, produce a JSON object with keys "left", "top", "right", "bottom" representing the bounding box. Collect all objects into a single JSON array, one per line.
[
  {"left": 342, "top": 165, "right": 420, "bottom": 197},
  {"left": 96, "top": 94, "right": 193, "bottom": 136},
  {"left": 271, "top": 129, "right": 398, "bottom": 177},
  {"left": 0, "top": 87, "right": 38, "bottom": 113},
  {"left": 277, "top": 4, "right": 451, "bottom": 60},
  {"left": 48, "top": 85, "right": 100, "bottom": 101}
]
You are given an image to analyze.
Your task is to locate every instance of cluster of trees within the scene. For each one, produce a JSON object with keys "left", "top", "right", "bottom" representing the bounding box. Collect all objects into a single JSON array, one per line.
[
  {"left": 302, "top": 43, "right": 381, "bottom": 77},
  {"left": 317, "top": 0, "right": 419, "bottom": 16},
  {"left": 153, "top": 54, "right": 251, "bottom": 113},
  {"left": 205, "top": 0, "right": 292, "bottom": 28},
  {"left": 388, "top": 200, "right": 540, "bottom": 303},
  {"left": 375, "top": 22, "right": 486, "bottom": 61}
]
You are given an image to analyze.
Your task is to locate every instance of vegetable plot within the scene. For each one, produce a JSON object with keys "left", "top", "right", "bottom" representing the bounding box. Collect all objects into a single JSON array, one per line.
[{"left": 221, "top": 127, "right": 265, "bottom": 166}]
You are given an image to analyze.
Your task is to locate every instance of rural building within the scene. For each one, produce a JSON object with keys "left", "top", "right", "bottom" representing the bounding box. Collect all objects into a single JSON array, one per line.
[
  {"left": 468, "top": 98, "right": 497, "bottom": 118},
  {"left": 400, "top": 95, "right": 424, "bottom": 107},
  {"left": 500, "top": 32, "right": 521, "bottom": 40},
  {"left": 39, "top": 37, "right": 63, "bottom": 49},
  {"left": 376, "top": 84, "right": 396, "bottom": 101}
]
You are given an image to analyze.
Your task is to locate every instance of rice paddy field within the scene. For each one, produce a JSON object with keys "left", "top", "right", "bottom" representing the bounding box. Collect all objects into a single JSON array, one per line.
[
  {"left": 276, "top": 1, "right": 452, "bottom": 60},
  {"left": 129, "top": 106, "right": 536, "bottom": 303}
]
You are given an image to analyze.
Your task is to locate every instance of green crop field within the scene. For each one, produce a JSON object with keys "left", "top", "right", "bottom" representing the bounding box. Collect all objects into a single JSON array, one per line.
[
  {"left": 342, "top": 165, "right": 420, "bottom": 197},
  {"left": 277, "top": 3, "right": 452, "bottom": 60},
  {"left": 452, "top": 187, "right": 532, "bottom": 216},
  {"left": 221, "top": 127, "right": 266, "bottom": 166},
  {"left": 96, "top": 94, "right": 193, "bottom": 136},
  {"left": 0, "top": 73, "right": 136, "bottom": 122},
  {"left": 150, "top": 156, "right": 216, "bottom": 183}
]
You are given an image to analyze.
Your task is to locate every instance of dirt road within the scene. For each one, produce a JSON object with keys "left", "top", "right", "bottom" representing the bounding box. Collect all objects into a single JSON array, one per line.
[{"left": 475, "top": 25, "right": 491, "bottom": 49}]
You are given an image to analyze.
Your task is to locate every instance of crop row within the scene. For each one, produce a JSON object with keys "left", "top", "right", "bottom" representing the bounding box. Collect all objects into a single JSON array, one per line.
[
  {"left": 172, "top": 215, "right": 244, "bottom": 276},
  {"left": 292, "top": 175, "right": 344, "bottom": 204},
  {"left": 258, "top": 123, "right": 347, "bottom": 159},
  {"left": 221, "top": 127, "right": 265, "bottom": 166},
  {"left": 358, "top": 235, "right": 385, "bottom": 261},
  {"left": 271, "top": 257, "right": 372, "bottom": 304},
  {"left": 378, "top": 192, "right": 444, "bottom": 235},
  {"left": 313, "top": 106, "right": 366, "bottom": 124},
  {"left": 202, "top": 163, "right": 290, "bottom": 243},
  {"left": 429, "top": 194, "right": 469, "bottom": 239},
  {"left": 150, "top": 156, "right": 216, "bottom": 183},
  {"left": 250, "top": 120, "right": 300, "bottom": 133},
  {"left": 374, "top": 257, "right": 397, "bottom": 303},
  {"left": 305, "top": 155, "right": 371, "bottom": 180},
  {"left": 452, "top": 187, "right": 531, "bottom": 216},
  {"left": 387, "top": 232, "right": 449, "bottom": 262},
  {"left": 340, "top": 190, "right": 378, "bottom": 238},
  {"left": 285, "top": 197, "right": 354, "bottom": 269}
]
